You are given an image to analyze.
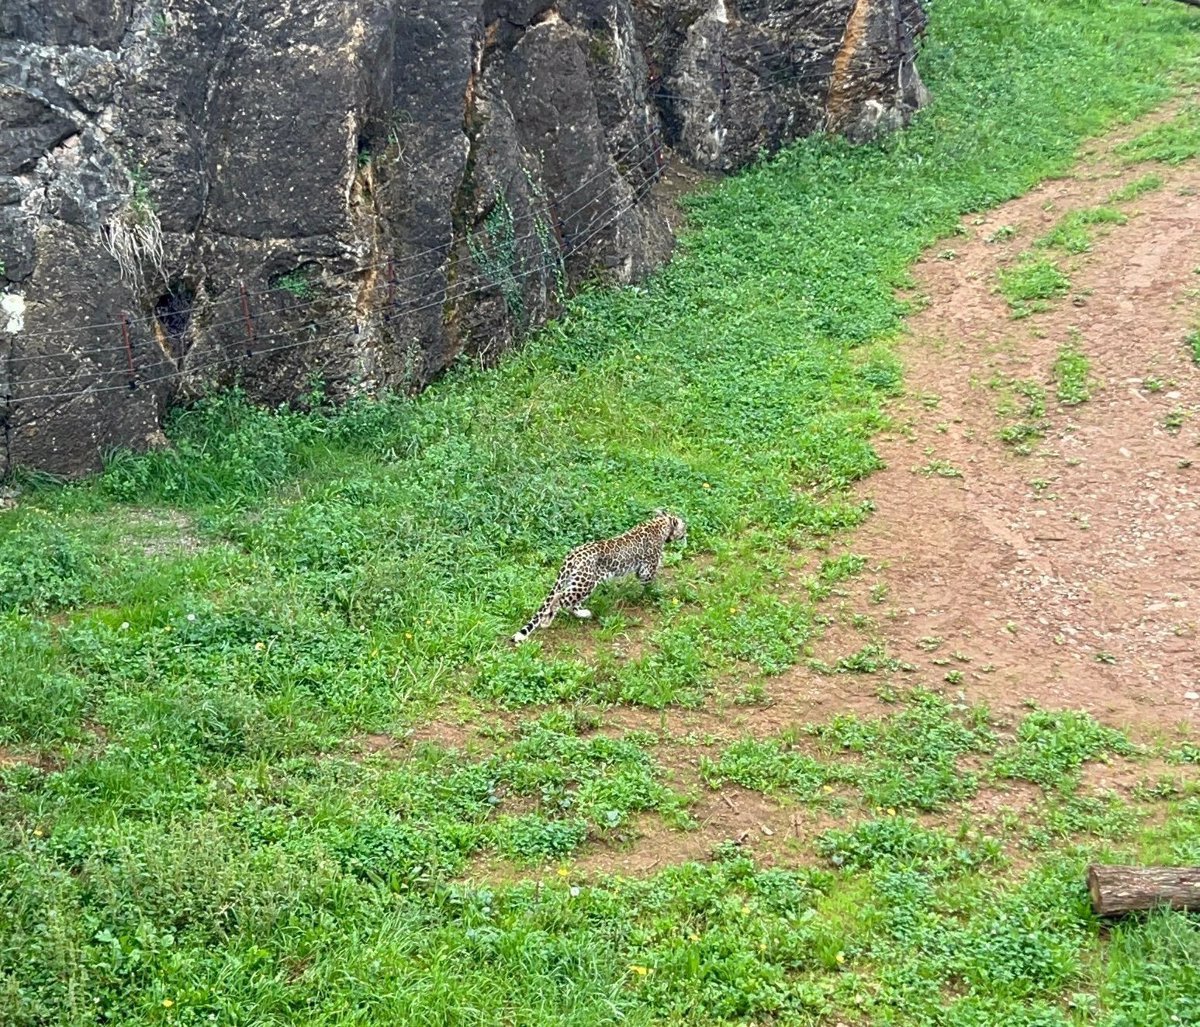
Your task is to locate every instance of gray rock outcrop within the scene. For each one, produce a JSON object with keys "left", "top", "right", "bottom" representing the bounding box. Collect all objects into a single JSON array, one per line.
[{"left": 0, "top": 0, "right": 926, "bottom": 478}]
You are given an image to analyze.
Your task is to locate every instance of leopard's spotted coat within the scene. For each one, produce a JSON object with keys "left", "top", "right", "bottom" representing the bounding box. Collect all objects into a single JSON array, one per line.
[{"left": 510, "top": 511, "right": 687, "bottom": 644}]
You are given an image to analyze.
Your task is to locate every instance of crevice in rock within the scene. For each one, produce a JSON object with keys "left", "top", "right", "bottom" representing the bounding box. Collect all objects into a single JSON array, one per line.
[
  {"left": 443, "top": 30, "right": 489, "bottom": 367},
  {"left": 187, "top": 1, "right": 247, "bottom": 248},
  {"left": 152, "top": 279, "right": 193, "bottom": 358}
]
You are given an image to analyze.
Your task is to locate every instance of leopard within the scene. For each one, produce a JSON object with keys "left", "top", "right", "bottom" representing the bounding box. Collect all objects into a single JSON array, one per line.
[{"left": 510, "top": 510, "right": 687, "bottom": 645}]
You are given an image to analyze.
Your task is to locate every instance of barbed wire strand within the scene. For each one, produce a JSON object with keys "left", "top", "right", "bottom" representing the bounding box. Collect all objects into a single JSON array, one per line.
[
  {"left": 16, "top": 168, "right": 662, "bottom": 404},
  {"left": 7, "top": 45, "right": 926, "bottom": 396},
  {"left": 12, "top": 44, "right": 920, "bottom": 344},
  {"left": 11, "top": 158, "right": 665, "bottom": 391},
  {"left": 17, "top": 124, "right": 669, "bottom": 343}
]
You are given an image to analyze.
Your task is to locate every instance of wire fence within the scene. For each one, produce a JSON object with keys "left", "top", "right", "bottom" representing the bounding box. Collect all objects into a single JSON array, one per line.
[
  {"left": 2, "top": 33, "right": 924, "bottom": 410},
  {"left": 7, "top": 161, "right": 666, "bottom": 405}
]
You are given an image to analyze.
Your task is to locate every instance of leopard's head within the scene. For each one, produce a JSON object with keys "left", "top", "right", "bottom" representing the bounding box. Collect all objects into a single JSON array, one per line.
[{"left": 654, "top": 509, "right": 687, "bottom": 543}]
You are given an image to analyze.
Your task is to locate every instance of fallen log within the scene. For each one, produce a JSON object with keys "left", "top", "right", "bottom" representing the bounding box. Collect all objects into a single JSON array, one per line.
[{"left": 1087, "top": 864, "right": 1200, "bottom": 916}]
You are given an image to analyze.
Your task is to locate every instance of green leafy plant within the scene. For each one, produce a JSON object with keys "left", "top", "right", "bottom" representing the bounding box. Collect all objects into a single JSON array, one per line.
[
  {"left": 993, "top": 708, "right": 1135, "bottom": 790},
  {"left": 469, "top": 191, "right": 525, "bottom": 318},
  {"left": 1108, "top": 173, "right": 1163, "bottom": 203},
  {"left": 998, "top": 255, "right": 1070, "bottom": 317},
  {"left": 1036, "top": 206, "right": 1126, "bottom": 253},
  {"left": 1053, "top": 342, "right": 1092, "bottom": 405},
  {"left": 272, "top": 267, "right": 318, "bottom": 300}
]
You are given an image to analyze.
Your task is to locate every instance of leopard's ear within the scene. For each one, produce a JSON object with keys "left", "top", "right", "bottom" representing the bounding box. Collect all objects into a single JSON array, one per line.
[{"left": 653, "top": 508, "right": 665, "bottom": 518}]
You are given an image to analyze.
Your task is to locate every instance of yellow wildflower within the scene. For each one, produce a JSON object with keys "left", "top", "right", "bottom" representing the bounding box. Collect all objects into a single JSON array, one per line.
[
  {"left": 629, "top": 964, "right": 650, "bottom": 976},
  {"left": 162, "top": 998, "right": 174, "bottom": 1008}
]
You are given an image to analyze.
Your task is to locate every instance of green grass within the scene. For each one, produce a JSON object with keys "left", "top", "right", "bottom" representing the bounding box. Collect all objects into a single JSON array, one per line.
[
  {"left": 701, "top": 689, "right": 1159, "bottom": 826},
  {"left": 1095, "top": 910, "right": 1200, "bottom": 1024},
  {"left": 806, "top": 552, "right": 869, "bottom": 601},
  {"left": 699, "top": 736, "right": 851, "bottom": 795},
  {"left": 4, "top": 0, "right": 1200, "bottom": 1023},
  {"left": 808, "top": 689, "right": 994, "bottom": 811},
  {"left": 1053, "top": 341, "right": 1093, "bottom": 405},
  {"left": 994, "top": 376, "right": 1050, "bottom": 452},
  {"left": 998, "top": 254, "right": 1072, "bottom": 316},
  {"left": 816, "top": 816, "right": 998, "bottom": 877},
  {"left": 993, "top": 708, "right": 1137, "bottom": 791},
  {"left": 1107, "top": 172, "right": 1164, "bottom": 202},
  {"left": 1036, "top": 205, "right": 1127, "bottom": 253},
  {"left": 1117, "top": 102, "right": 1200, "bottom": 164}
]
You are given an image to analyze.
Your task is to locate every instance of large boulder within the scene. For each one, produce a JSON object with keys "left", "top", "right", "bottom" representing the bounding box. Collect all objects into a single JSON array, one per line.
[{"left": 0, "top": 0, "right": 926, "bottom": 478}]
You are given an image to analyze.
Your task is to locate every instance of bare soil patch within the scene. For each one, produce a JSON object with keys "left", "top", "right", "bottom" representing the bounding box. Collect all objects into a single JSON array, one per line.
[
  {"left": 123, "top": 508, "right": 204, "bottom": 556},
  {"left": 466, "top": 785, "right": 834, "bottom": 885},
  {"left": 800, "top": 136, "right": 1200, "bottom": 738},
  {"left": 0, "top": 747, "right": 62, "bottom": 773},
  {"left": 351, "top": 716, "right": 495, "bottom": 759}
]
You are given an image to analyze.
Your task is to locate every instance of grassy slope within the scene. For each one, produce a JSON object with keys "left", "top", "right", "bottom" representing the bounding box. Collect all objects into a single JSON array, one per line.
[{"left": 2, "top": 1, "right": 1200, "bottom": 1024}]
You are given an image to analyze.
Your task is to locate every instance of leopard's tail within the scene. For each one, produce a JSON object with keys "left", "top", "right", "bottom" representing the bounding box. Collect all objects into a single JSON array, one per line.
[{"left": 510, "top": 590, "right": 560, "bottom": 645}]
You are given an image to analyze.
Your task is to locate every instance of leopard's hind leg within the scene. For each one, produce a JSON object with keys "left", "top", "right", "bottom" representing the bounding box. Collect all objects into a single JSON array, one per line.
[{"left": 562, "top": 579, "right": 597, "bottom": 621}]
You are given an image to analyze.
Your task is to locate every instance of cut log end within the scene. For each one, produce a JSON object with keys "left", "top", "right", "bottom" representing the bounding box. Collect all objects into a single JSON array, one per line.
[{"left": 1087, "top": 864, "right": 1200, "bottom": 917}]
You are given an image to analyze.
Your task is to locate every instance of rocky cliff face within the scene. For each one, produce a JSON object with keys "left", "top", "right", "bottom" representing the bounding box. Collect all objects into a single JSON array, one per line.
[{"left": 0, "top": 0, "right": 926, "bottom": 478}]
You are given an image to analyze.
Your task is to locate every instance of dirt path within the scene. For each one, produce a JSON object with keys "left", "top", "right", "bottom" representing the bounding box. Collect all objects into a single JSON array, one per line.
[{"left": 803, "top": 127, "right": 1200, "bottom": 737}]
